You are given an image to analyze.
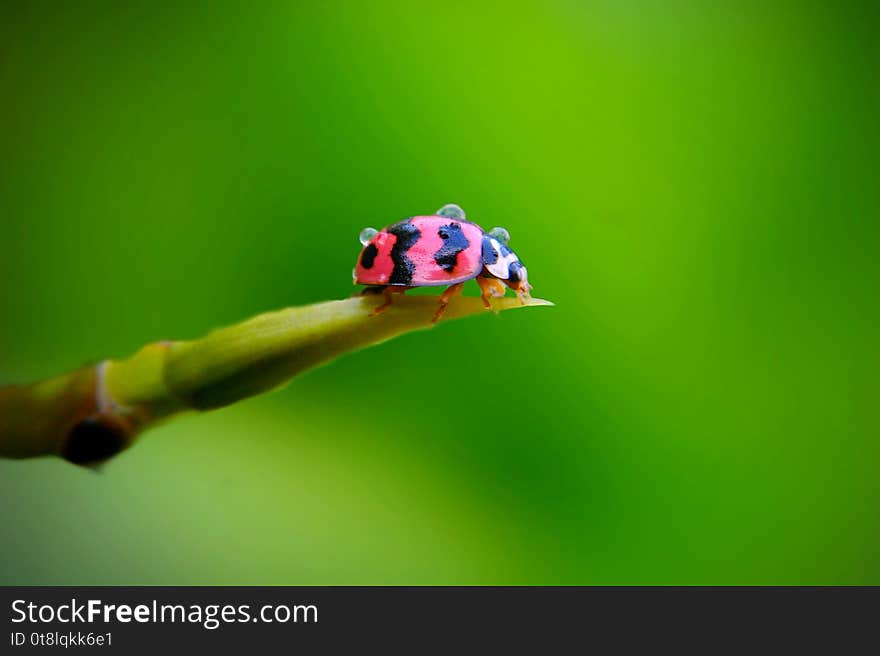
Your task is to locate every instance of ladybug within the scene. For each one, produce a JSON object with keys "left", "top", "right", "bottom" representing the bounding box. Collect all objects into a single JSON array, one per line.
[{"left": 354, "top": 204, "right": 532, "bottom": 323}]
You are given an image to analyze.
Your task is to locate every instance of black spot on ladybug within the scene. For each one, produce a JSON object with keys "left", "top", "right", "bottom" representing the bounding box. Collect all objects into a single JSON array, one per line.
[
  {"left": 387, "top": 220, "right": 420, "bottom": 285},
  {"left": 433, "top": 222, "right": 470, "bottom": 273},
  {"left": 360, "top": 243, "right": 378, "bottom": 269},
  {"left": 508, "top": 260, "right": 524, "bottom": 282},
  {"left": 481, "top": 235, "right": 499, "bottom": 265}
]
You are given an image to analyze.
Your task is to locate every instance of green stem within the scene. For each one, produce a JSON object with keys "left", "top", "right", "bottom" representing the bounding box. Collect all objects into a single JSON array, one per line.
[{"left": 0, "top": 294, "right": 552, "bottom": 465}]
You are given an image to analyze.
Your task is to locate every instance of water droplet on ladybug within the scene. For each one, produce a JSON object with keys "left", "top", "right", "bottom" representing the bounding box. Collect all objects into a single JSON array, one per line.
[
  {"left": 436, "top": 203, "right": 467, "bottom": 221},
  {"left": 359, "top": 227, "right": 378, "bottom": 245},
  {"left": 488, "top": 227, "right": 510, "bottom": 245}
]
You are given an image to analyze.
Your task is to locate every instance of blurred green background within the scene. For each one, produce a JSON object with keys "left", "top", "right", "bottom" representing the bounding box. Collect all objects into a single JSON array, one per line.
[{"left": 1, "top": 1, "right": 877, "bottom": 584}]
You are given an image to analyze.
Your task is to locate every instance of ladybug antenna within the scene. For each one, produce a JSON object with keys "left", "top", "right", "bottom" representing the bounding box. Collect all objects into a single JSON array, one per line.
[
  {"left": 436, "top": 203, "right": 467, "bottom": 221},
  {"left": 359, "top": 227, "right": 378, "bottom": 245},
  {"left": 488, "top": 227, "right": 510, "bottom": 245}
]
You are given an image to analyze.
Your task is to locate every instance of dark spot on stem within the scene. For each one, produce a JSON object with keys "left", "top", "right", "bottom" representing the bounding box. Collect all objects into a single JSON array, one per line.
[{"left": 61, "top": 417, "right": 131, "bottom": 465}]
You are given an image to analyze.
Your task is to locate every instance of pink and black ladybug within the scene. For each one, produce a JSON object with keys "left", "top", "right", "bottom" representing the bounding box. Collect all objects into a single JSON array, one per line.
[{"left": 354, "top": 204, "right": 531, "bottom": 322}]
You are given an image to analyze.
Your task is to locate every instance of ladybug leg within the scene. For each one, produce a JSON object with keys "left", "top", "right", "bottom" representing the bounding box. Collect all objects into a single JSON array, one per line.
[
  {"left": 355, "top": 286, "right": 384, "bottom": 298},
  {"left": 371, "top": 287, "right": 407, "bottom": 316},
  {"left": 432, "top": 282, "right": 465, "bottom": 324},
  {"left": 477, "top": 276, "right": 506, "bottom": 309},
  {"left": 504, "top": 279, "right": 532, "bottom": 305}
]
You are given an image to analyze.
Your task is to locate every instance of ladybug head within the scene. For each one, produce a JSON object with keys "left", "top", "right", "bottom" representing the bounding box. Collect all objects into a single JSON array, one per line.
[{"left": 481, "top": 227, "right": 531, "bottom": 295}]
